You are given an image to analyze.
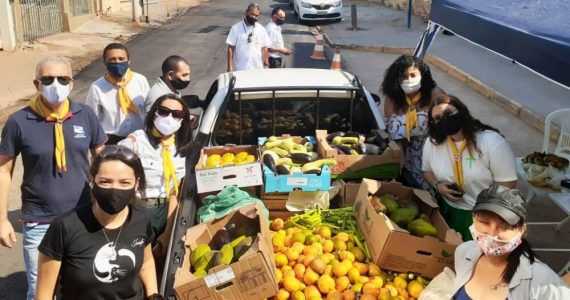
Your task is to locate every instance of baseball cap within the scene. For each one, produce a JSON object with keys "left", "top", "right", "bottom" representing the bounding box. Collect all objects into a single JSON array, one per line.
[{"left": 473, "top": 184, "right": 527, "bottom": 226}]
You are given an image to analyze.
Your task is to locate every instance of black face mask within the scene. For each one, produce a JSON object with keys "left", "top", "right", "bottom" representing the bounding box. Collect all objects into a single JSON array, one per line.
[
  {"left": 170, "top": 75, "right": 190, "bottom": 90},
  {"left": 275, "top": 18, "right": 285, "bottom": 26},
  {"left": 441, "top": 113, "right": 463, "bottom": 136},
  {"left": 245, "top": 15, "right": 257, "bottom": 25},
  {"left": 92, "top": 184, "right": 135, "bottom": 215}
]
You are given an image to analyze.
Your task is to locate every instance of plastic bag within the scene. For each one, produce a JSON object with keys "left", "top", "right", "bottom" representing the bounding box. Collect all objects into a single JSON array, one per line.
[
  {"left": 418, "top": 267, "right": 456, "bottom": 300},
  {"left": 526, "top": 164, "right": 564, "bottom": 190},
  {"left": 197, "top": 186, "right": 269, "bottom": 223}
]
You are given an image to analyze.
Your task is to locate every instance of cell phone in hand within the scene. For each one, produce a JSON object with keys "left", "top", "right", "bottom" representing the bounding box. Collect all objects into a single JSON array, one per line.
[{"left": 448, "top": 183, "right": 465, "bottom": 196}]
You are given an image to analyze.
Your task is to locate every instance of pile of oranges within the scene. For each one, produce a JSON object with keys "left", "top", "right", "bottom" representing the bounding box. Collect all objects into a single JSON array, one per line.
[{"left": 270, "top": 218, "right": 426, "bottom": 300}]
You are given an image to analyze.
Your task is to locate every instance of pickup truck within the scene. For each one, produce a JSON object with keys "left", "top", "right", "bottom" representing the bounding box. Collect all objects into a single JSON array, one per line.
[{"left": 160, "top": 68, "right": 386, "bottom": 298}]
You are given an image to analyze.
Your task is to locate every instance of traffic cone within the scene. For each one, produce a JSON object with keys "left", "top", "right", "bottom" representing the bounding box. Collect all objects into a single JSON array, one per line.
[
  {"left": 310, "top": 33, "right": 326, "bottom": 60},
  {"left": 330, "top": 47, "right": 342, "bottom": 70}
]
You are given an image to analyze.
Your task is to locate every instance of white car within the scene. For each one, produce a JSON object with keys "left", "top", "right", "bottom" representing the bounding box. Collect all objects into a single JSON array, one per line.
[{"left": 291, "top": 0, "right": 342, "bottom": 23}]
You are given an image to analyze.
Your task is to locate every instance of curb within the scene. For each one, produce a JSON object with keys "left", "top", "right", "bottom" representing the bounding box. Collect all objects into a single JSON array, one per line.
[{"left": 321, "top": 32, "right": 559, "bottom": 141}]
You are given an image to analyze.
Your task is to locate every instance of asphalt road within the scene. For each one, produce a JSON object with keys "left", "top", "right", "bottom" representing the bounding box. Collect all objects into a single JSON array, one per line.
[
  {"left": 0, "top": 0, "right": 333, "bottom": 298},
  {"left": 70, "top": 0, "right": 332, "bottom": 103}
]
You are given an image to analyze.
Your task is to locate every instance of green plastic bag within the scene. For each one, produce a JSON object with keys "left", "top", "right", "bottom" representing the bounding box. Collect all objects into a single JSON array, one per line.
[{"left": 197, "top": 186, "right": 269, "bottom": 223}]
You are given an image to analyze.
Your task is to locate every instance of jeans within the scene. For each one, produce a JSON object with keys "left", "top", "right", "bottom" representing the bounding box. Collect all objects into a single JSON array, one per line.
[{"left": 23, "top": 223, "right": 50, "bottom": 300}]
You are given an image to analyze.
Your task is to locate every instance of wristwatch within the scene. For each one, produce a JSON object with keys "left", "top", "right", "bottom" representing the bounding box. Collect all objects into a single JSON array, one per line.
[{"left": 148, "top": 294, "right": 163, "bottom": 300}]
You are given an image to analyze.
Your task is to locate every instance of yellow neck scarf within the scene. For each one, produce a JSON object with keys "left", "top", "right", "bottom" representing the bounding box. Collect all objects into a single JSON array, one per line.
[
  {"left": 104, "top": 69, "right": 137, "bottom": 115},
  {"left": 405, "top": 92, "right": 422, "bottom": 141},
  {"left": 447, "top": 137, "right": 467, "bottom": 188},
  {"left": 152, "top": 128, "right": 179, "bottom": 197},
  {"left": 29, "top": 94, "right": 72, "bottom": 173}
]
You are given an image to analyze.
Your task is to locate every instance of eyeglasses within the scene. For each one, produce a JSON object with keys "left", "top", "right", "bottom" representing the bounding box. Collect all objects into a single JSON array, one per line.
[
  {"left": 99, "top": 145, "right": 138, "bottom": 161},
  {"left": 157, "top": 106, "right": 185, "bottom": 120},
  {"left": 38, "top": 76, "right": 72, "bottom": 86}
]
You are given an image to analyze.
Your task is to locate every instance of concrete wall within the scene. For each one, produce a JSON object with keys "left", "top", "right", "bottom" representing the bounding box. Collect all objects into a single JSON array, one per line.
[{"left": 369, "top": 0, "right": 431, "bottom": 19}]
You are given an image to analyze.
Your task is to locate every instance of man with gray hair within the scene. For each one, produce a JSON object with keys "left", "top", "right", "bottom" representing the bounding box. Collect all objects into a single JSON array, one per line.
[
  {"left": 0, "top": 56, "right": 107, "bottom": 300},
  {"left": 226, "top": 3, "right": 271, "bottom": 71}
]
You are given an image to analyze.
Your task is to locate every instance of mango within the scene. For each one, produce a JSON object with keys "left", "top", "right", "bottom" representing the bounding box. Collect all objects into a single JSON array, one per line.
[
  {"left": 407, "top": 280, "right": 424, "bottom": 298},
  {"left": 304, "top": 285, "right": 322, "bottom": 300},
  {"left": 406, "top": 218, "right": 438, "bottom": 237},
  {"left": 318, "top": 274, "right": 336, "bottom": 294},
  {"left": 380, "top": 195, "right": 399, "bottom": 215},
  {"left": 390, "top": 207, "right": 419, "bottom": 228}
]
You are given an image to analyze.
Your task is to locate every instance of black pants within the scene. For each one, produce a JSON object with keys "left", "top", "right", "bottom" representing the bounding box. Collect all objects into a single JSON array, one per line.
[{"left": 269, "top": 57, "right": 282, "bottom": 68}]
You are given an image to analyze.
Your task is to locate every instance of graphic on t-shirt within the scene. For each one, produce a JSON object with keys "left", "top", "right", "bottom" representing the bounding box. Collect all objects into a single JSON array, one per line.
[{"left": 93, "top": 243, "right": 136, "bottom": 283}]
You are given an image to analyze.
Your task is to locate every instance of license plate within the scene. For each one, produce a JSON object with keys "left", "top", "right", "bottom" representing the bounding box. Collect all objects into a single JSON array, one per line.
[{"left": 317, "top": 10, "right": 327, "bottom": 15}]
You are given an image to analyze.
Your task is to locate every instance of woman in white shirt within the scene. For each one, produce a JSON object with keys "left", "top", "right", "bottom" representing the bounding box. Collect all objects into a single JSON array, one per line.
[
  {"left": 119, "top": 94, "right": 193, "bottom": 258},
  {"left": 422, "top": 94, "right": 517, "bottom": 240}
]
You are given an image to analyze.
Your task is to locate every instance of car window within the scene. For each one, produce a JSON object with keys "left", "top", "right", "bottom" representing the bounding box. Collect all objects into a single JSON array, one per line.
[{"left": 213, "top": 92, "right": 379, "bottom": 145}]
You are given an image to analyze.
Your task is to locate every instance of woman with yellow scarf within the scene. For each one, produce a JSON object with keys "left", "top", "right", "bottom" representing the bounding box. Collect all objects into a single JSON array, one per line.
[
  {"left": 382, "top": 55, "right": 445, "bottom": 189},
  {"left": 118, "top": 94, "right": 193, "bottom": 261},
  {"left": 422, "top": 95, "right": 517, "bottom": 240}
]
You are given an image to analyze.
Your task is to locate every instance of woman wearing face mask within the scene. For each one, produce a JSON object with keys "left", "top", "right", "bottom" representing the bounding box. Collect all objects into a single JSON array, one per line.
[
  {"left": 451, "top": 185, "right": 569, "bottom": 299},
  {"left": 422, "top": 95, "right": 517, "bottom": 240},
  {"left": 381, "top": 55, "right": 446, "bottom": 189},
  {"left": 35, "top": 146, "right": 161, "bottom": 300},
  {"left": 119, "top": 94, "right": 192, "bottom": 260}
]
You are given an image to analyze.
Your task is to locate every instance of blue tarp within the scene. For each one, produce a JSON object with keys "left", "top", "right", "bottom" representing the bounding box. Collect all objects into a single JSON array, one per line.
[{"left": 429, "top": 0, "right": 570, "bottom": 88}]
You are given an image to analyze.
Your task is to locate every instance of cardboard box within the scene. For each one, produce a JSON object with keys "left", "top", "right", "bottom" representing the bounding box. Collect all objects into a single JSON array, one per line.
[
  {"left": 259, "top": 136, "right": 331, "bottom": 192},
  {"left": 315, "top": 130, "right": 402, "bottom": 179},
  {"left": 342, "top": 180, "right": 361, "bottom": 206},
  {"left": 354, "top": 179, "right": 462, "bottom": 278},
  {"left": 174, "top": 204, "right": 278, "bottom": 300},
  {"left": 195, "top": 145, "right": 263, "bottom": 194}
]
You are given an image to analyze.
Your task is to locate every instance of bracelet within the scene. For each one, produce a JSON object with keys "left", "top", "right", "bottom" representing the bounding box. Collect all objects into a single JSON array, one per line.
[{"left": 433, "top": 180, "right": 442, "bottom": 191}]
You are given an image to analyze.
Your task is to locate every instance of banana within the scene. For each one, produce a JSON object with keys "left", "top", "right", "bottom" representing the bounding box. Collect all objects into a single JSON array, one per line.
[
  {"left": 218, "top": 244, "right": 234, "bottom": 266},
  {"left": 190, "top": 244, "right": 212, "bottom": 267},
  {"left": 232, "top": 236, "right": 254, "bottom": 262},
  {"left": 229, "top": 235, "right": 246, "bottom": 248},
  {"left": 301, "top": 159, "right": 337, "bottom": 173}
]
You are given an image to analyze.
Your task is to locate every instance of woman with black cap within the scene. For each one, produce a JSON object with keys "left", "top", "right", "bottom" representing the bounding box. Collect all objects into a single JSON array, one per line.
[{"left": 451, "top": 184, "right": 569, "bottom": 299}]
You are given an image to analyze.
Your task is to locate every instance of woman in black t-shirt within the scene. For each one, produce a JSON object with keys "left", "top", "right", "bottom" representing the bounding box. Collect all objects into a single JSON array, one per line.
[{"left": 36, "top": 146, "right": 160, "bottom": 300}]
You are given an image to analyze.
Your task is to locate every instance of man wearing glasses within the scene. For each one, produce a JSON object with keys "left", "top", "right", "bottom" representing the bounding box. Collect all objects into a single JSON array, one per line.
[
  {"left": 266, "top": 7, "right": 293, "bottom": 68},
  {"left": 226, "top": 3, "right": 271, "bottom": 72},
  {"left": 0, "top": 56, "right": 107, "bottom": 300}
]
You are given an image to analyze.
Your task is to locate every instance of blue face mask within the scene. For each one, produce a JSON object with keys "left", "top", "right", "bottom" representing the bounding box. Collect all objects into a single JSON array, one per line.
[{"left": 106, "top": 61, "right": 129, "bottom": 78}]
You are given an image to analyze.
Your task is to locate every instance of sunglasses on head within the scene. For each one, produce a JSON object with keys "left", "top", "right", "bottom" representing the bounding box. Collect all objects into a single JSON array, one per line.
[
  {"left": 99, "top": 145, "right": 138, "bottom": 161},
  {"left": 156, "top": 106, "right": 185, "bottom": 120},
  {"left": 38, "top": 76, "right": 72, "bottom": 86}
]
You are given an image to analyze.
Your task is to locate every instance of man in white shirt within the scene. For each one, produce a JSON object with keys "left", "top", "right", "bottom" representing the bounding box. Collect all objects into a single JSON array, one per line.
[
  {"left": 266, "top": 7, "right": 293, "bottom": 68},
  {"left": 226, "top": 3, "right": 271, "bottom": 72},
  {"left": 86, "top": 43, "right": 150, "bottom": 144}
]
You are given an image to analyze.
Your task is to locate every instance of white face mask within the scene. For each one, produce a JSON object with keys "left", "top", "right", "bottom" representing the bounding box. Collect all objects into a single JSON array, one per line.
[
  {"left": 400, "top": 76, "right": 422, "bottom": 94},
  {"left": 41, "top": 80, "right": 70, "bottom": 104},
  {"left": 154, "top": 114, "right": 182, "bottom": 136}
]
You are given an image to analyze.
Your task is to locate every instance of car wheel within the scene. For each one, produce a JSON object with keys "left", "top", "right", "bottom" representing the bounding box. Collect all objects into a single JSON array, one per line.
[{"left": 297, "top": 10, "right": 304, "bottom": 25}]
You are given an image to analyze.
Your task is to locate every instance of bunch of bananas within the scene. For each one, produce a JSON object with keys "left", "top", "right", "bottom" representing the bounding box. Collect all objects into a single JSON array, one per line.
[
  {"left": 522, "top": 152, "right": 569, "bottom": 170},
  {"left": 205, "top": 151, "right": 256, "bottom": 169},
  {"left": 261, "top": 136, "right": 337, "bottom": 175},
  {"left": 190, "top": 235, "right": 255, "bottom": 277}
]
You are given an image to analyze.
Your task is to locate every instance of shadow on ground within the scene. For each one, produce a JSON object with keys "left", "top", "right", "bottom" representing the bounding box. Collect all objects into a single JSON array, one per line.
[{"left": 0, "top": 271, "right": 27, "bottom": 299}]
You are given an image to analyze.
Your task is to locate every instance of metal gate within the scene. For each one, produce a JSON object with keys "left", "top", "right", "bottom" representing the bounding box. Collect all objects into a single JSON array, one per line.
[
  {"left": 19, "top": 0, "right": 64, "bottom": 41},
  {"left": 70, "top": 0, "right": 92, "bottom": 16}
]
